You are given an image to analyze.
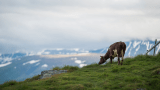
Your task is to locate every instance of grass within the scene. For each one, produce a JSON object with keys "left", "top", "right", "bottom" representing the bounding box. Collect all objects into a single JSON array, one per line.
[
  {"left": 1, "top": 53, "right": 160, "bottom": 90},
  {"left": 52, "top": 65, "right": 79, "bottom": 72}
]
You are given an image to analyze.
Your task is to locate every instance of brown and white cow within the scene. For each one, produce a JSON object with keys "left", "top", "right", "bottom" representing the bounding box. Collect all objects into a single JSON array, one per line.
[{"left": 98, "top": 42, "right": 126, "bottom": 65}]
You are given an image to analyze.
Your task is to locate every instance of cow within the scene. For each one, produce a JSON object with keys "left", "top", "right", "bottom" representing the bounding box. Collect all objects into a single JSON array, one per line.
[{"left": 98, "top": 41, "right": 126, "bottom": 65}]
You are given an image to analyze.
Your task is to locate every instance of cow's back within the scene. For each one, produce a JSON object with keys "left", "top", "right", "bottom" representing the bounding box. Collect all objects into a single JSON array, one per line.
[{"left": 108, "top": 42, "right": 126, "bottom": 57}]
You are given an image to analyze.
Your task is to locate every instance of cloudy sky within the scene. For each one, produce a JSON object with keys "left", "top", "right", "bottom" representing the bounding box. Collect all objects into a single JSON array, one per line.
[{"left": 0, "top": 0, "right": 160, "bottom": 53}]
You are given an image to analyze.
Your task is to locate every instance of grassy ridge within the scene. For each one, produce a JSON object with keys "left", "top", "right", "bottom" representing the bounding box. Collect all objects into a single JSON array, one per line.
[{"left": 0, "top": 53, "right": 160, "bottom": 90}]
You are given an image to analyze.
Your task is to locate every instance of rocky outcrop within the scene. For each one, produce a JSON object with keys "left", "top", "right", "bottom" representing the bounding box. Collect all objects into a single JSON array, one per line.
[{"left": 39, "top": 70, "right": 68, "bottom": 79}]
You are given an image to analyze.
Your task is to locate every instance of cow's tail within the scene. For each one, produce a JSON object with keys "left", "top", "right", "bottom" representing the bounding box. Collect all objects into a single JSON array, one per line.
[
  {"left": 122, "top": 42, "right": 126, "bottom": 55},
  {"left": 119, "top": 42, "right": 126, "bottom": 56}
]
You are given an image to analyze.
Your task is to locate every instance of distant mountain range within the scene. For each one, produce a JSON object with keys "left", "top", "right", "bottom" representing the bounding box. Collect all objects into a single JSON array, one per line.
[
  {"left": 1, "top": 40, "right": 160, "bottom": 63},
  {"left": 0, "top": 48, "right": 88, "bottom": 65},
  {"left": 90, "top": 40, "right": 160, "bottom": 57},
  {"left": 0, "top": 39, "right": 160, "bottom": 84}
]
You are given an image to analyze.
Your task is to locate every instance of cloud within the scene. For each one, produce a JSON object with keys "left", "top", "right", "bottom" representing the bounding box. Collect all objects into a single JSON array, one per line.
[{"left": 0, "top": 0, "right": 160, "bottom": 53}]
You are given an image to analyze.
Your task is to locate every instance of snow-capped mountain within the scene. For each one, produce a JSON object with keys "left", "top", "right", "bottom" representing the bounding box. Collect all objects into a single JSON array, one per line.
[
  {"left": 1, "top": 39, "right": 159, "bottom": 64},
  {"left": 37, "top": 48, "right": 89, "bottom": 55},
  {"left": 0, "top": 39, "right": 160, "bottom": 85},
  {"left": 0, "top": 48, "right": 89, "bottom": 64},
  {"left": 0, "top": 52, "right": 27, "bottom": 64},
  {"left": 0, "top": 53, "right": 101, "bottom": 84},
  {"left": 89, "top": 40, "right": 160, "bottom": 57}
]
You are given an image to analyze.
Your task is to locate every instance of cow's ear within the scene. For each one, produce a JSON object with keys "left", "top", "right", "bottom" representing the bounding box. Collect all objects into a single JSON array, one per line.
[{"left": 100, "top": 56, "right": 103, "bottom": 57}]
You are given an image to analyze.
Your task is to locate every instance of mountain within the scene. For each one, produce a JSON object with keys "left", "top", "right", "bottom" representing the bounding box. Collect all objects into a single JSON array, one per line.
[
  {"left": 1, "top": 39, "right": 159, "bottom": 63},
  {"left": 0, "top": 48, "right": 89, "bottom": 64},
  {"left": 0, "top": 53, "right": 101, "bottom": 84},
  {"left": 37, "top": 48, "right": 89, "bottom": 55},
  {"left": 89, "top": 40, "right": 160, "bottom": 57},
  {"left": 0, "top": 52, "right": 27, "bottom": 64},
  {"left": 0, "top": 39, "right": 160, "bottom": 84}
]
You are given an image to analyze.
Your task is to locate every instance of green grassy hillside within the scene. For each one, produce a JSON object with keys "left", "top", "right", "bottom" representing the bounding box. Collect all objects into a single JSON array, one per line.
[{"left": 1, "top": 53, "right": 160, "bottom": 90}]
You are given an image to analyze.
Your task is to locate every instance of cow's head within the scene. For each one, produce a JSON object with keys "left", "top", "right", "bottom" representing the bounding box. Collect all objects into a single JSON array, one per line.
[{"left": 98, "top": 56, "right": 105, "bottom": 65}]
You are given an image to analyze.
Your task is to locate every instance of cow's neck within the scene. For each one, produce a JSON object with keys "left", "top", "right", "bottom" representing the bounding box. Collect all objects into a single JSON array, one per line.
[{"left": 104, "top": 52, "right": 109, "bottom": 60}]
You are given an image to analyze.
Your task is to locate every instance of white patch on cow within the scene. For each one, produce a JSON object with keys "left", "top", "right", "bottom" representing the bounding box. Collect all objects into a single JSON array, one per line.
[{"left": 112, "top": 49, "right": 118, "bottom": 57}]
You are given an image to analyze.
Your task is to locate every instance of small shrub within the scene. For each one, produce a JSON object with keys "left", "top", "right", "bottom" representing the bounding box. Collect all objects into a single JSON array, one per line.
[
  {"left": 52, "top": 65, "right": 79, "bottom": 72},
  {"left": 83, "top": 82, "right": 93, "bottom": 87},
  {"left": 123, "top": 60, "right": 131, "bottom": 65},
  {"left": 16, "top": 83, "right": 29, "bottom": 90},
  {"left": 112, "top": 68, "right": 119, "bottom": 72},
  {"left": 151, "top": 68, "right": 160, "bottom": 75},
  {"left": 52, "top": 66, "right": 61, "bottom": 70},
  {"left": 111, "top": 66, "right": 119, "bottom": 72},
  {"left": 24, "top": 74, "right": 41, "bottom": 82},
  {"left": 0, "top": 80, "right": 18, "bottom": 88},
  {"left": 156, "top": 51, "right": 160, "bottom": 56},
  {"left": 148, "top": 79, "right": 159, "bottom": 85},
  {"left": 62, "top": 65, "right": 79, "bottom": 72},
  {"left": 124, "top": 76, "right": 141, "bottom": 82},
  {"left": 120, "top": 66, "right": 126, "bottom": 70},
  {"left": 148, "top": 65, "right": 160, "bottom": 71},
  {"left": 44, "top": 79, "right": 54, "bottom": 85}
]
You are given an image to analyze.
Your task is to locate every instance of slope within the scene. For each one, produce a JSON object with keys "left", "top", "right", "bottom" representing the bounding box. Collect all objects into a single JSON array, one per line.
[{"left": 0, "top": 53, "right": 160, "bottom": 90}]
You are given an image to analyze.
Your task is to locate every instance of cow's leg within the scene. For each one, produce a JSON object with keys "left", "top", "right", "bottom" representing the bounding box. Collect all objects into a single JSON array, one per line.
[
  {"left": 118, "top": 55, "right": 120, "bottom": 65},
  {"left": 110, "top": 57, "right": 112, "bottom": 64},
  {"left": 120, "top": 58, "right": 124, "bottom": 65},
  {"left": 121, "top": 50, "right": 124, "bottom": 65}
]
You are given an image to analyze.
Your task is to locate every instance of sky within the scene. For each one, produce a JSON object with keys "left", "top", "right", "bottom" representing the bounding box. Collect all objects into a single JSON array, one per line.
[{"left": 0, "top": 0, "right": 160, "bottom": 53}]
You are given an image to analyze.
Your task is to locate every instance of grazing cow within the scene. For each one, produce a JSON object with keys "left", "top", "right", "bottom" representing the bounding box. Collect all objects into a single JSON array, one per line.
[{"left": 98, "top": 41, "right": 126, "bottom": 65}]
